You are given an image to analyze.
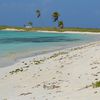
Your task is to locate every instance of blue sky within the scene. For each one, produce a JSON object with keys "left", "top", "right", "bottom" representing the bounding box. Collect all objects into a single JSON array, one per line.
[{"left": 0, "top": 0, "right": 100, "bottom": 28}]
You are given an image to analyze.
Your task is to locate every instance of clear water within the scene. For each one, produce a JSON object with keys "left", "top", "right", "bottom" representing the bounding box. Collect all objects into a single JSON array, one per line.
[{"left": 0, "top": 31, "right": 100, "bottom": 67}]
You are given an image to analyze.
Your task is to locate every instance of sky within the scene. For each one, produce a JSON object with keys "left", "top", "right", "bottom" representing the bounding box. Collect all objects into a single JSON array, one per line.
[{"left": 0, "top": 0, "right": 100, "bottom": 28}]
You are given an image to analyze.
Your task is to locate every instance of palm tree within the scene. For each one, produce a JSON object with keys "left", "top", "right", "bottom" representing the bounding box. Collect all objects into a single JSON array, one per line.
[
  {"left": 28, "top": 22, "right": 33, "bottom": 26},
  {"left": 52, "top": 12, "right": 60, "bottom": 22},
  {"left": 58, "top": 21, "right": 64, "bottom": 29},
  {"left": 36, "top": 9, "right": 41, "bottom": 18}
]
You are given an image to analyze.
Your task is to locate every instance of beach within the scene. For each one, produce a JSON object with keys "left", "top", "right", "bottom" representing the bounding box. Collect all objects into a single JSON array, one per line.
[
  {"left": 1, "top": 28, "right": 25, "bottom": 32},
  {"left": 1, "top": 0, "right": 100, "bottom": 99},
  {"left": 0, "top": 41, "right": 100, "bottom": 100},
  {"left": 37, "top": 30, "right": 100, "bottom": 34},
  {"left": 1, "top": 30, "right": 100, "bottom": 68}
]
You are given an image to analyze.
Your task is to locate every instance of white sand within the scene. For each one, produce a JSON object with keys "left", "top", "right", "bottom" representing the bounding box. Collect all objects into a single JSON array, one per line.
[
  {"left": 37, "top": 30, "right": 100, "bottom": 34},
  {"left": 0, "top": 41, "right": 100, "bottom": 100},
  {"left": 2, "top": 28, "right": 25, "bottom": 32}
]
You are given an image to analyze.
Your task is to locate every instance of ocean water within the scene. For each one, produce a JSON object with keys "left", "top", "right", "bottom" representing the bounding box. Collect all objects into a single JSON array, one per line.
[{"left": 0, "top": 31, "right": 100, "bottom": 67}]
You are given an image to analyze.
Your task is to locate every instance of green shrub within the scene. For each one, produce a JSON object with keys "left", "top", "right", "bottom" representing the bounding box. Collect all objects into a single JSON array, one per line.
[{"left": 92, "top": 81, "right": 100, "bottom": 88}]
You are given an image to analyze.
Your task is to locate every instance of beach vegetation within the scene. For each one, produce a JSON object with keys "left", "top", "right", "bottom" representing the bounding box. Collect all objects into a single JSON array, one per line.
[
  {"left": 1, "top": 26, "right": 100, "bottom": 33},
  {"left": 36, "top": 9, "right": 41, "bottom": 18},
  {"left": 49, "top": 52, "right": 67, "bottom": 59},
  {"left": 92, "top": 81, "right": 100, "bottom": 88},
  {"left": 28, "top": 22, "right": 33, "bottom": 26},
  {"left": 58, "top": 21, "right": 64, "bottom": 29},
  {"left": 33, "top": 59, "right": 44, "bottom": 65},
  {"left": 52, "top": 12, "right": 60, "bottom": 22},
  {"left": 43, "top": 84, "right": 60, "bottom": 90},
  {"left": 9, "top": 68, "right": 23, "bottom": 74}
]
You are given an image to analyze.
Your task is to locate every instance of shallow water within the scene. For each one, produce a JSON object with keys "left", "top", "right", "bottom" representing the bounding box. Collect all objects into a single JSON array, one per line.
[{"left": 0, "top": 31, "right": 100, "bottom": 67}]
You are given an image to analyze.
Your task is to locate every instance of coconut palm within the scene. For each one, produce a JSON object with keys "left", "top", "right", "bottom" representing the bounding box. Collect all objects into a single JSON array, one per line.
[
  {"left": 28, "top": 22, "right": 33, "bottom": 26},
  {"left": 36, "top": 9, "right": 41, "bottom": 18},
  {"left": 58, "top": 21, "right": 64, "bottom": 29},
  {"left": 52, "top": 12, "right": 60, "bottom": 22}
]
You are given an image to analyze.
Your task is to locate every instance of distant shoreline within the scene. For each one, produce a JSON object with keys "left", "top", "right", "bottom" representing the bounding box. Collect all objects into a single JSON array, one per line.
[
  {"left": 1, "top": 28, "right": 25, "bottom": 32},
  {"left": 36, "top": 30, "right": 100, "bottom": 34},
  {"left": 1, "top": 28, "right": 100, "bottom": 34}
]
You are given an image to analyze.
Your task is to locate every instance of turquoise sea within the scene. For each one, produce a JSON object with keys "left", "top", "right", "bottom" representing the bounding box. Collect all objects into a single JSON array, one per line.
[{"left": 0, "top": 31, "right": 100, "bottom": 67}]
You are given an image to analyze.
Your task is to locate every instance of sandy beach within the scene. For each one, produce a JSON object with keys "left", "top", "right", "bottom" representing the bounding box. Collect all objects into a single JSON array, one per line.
[
  {"left": 37, "top": 30, "right": 100, "bottom": 34},
  {"left": 0, "top": 41, "right": 100, "bottom": 100},
  {"left": 1, "top": 0, "right": 100, "bottom": 99},
  {"left": 1, "top": 28, "right": 25, "bottom": 32}
]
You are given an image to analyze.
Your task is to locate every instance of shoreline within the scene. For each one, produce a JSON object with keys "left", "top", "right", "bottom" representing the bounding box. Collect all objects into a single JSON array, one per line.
[
  {"left": 1, "top": 28, "right": 25, "bottom": 32},
  {"left": 37, "top": 30, "right": 100, "bottom": 34},
  {"left": 1, "top": 28, "right": 100, "bottom": 34},
  {"left": 0, "top": 40, "right": 98, "bottom": 68},
  {"left": 0, "top": 41, "right": 100, "bottom": 100},
  {"left": 1, "top": 29, "right": 100, "bottom": 68},
  {"left": 0, "top": 41, "right": 99, "bottom": 76},
  {"left": 0, "top": 29, "right": 100, "bottom": 99}
]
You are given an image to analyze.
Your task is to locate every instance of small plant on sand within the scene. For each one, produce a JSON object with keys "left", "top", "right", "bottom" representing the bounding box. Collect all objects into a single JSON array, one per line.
[
  {"left": 92, "top": 81, "right": 100, "bottom": 88},
  {"left": 9, "top": 68, "right": 23, "bottom": 74},
  {"left": 34, "top": 60, "right": 41, "bottom": 65},
  {"left": 33, "top": 59, "right": 45, "bottom": 65}
]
